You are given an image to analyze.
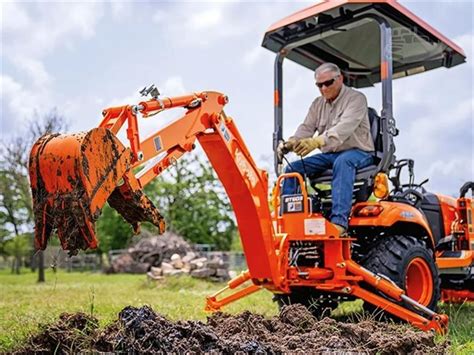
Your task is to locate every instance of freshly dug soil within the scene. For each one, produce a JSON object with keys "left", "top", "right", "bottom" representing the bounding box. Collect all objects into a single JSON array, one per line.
[
  {"left": 17, "top": 312, "right": 99, "bottom": 353},
  {"left": 17, "top": 304, "right": 448, "bottom": 354}
]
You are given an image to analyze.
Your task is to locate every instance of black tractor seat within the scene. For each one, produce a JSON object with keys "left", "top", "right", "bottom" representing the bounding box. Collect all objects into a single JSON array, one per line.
[{"left": 311, "top": 164, "right": 378, "bottom": 182}]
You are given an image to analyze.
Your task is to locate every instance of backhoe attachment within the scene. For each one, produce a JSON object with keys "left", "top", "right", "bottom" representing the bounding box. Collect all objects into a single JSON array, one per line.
[
  {"left": 29, "top": 127, "right": 164, "bottom": 255},
  {"left": 29, "top": 90, "right": 216, "bottom": 255}
]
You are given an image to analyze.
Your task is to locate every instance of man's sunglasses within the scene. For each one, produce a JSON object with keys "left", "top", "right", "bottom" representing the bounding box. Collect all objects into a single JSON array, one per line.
[{"left": 316, "top": 76, "right": 339, "bottom": 88}]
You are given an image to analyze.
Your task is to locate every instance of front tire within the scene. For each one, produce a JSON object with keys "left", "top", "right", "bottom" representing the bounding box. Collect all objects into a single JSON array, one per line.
[{"left": 361, "top": 235, "right": 440, "bottom": 315}]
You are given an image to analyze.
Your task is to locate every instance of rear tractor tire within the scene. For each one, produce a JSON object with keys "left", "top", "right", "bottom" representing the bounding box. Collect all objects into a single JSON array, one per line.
[{"left": 361, "top": 235, "right": 440, "bottom": 317}]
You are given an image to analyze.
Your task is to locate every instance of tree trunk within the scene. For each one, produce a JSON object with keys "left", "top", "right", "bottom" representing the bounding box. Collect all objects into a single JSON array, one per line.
[
  {"left": 15, "top": 255, "right": 21, "bottom": 274},
  {"left": 98, "top": 252, "right": 103, "bottom": 271},
  {"left": 30, "top": 253, "right": 37, "bottom": 272},
  {"left": 37, "top": 250, "right": 45, "bottom": 282}
]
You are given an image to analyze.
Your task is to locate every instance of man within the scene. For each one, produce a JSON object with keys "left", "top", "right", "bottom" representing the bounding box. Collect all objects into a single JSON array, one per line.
[{"left": 279, "top": 63, "right": 374, "bottom": 235}]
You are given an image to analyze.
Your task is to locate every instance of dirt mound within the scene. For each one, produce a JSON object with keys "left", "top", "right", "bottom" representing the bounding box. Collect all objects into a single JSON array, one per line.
[
  {"left": 17, "top": 312, "right": 99, "bottom": 353},
  {"left": 17, "top": 304, "right": 448, "bottom": 354}
]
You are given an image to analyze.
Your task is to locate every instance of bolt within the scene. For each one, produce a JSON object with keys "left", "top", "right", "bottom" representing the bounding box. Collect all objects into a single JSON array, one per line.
[
  {"left": 342, "top": 287, "right": 352, "bottom": 294},
  {"left": 336, "top": 262, "right": 346, "bottom": 268},
  {"left": 218, "top": 95, "right": 229, "bottom": 105}
]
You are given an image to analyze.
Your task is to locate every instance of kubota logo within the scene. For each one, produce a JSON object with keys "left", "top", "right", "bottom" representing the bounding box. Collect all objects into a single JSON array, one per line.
[
  {"left": 400, "top": 211, "right": 414, "bottom": 219},
  {"left": 235, "top": 149, "right": 258, "bottom": 187}
]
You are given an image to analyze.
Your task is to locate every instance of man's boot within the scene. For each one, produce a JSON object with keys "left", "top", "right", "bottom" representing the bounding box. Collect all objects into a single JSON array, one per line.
[{"left": 334, "top": 224, "right": 347, "bottom": 237}]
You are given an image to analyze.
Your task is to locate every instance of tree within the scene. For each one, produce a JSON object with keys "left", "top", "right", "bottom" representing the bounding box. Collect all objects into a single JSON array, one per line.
[
  {"left": 0, "top": 170, "right": 32, "bottom": 273},
  {"left": 143, "top": 154, "right": 237, "bottom": 250},
  {"left": 4, "top": 233, "right": 31, "bottom": 274},
  {"left": 96, "top": 204, "right": 133, "bottom": 254},
  {"left": 0, "top": 109, "right": 68, "bottom": 281}
]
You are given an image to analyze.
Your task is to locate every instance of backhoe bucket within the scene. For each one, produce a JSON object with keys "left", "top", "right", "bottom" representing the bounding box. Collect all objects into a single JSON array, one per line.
[{"left": 29, "top": 128, "right": 165, "bottom": 255}]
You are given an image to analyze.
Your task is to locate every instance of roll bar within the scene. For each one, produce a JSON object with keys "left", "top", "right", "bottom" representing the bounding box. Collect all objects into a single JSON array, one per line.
[{"left": 273, "top": 14, "right": 397, "bottom": 176}]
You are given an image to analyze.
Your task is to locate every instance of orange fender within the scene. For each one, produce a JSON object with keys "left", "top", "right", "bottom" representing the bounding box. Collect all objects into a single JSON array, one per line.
[{"left": 350, "top": 201, "right": 435, "bottom": 247}]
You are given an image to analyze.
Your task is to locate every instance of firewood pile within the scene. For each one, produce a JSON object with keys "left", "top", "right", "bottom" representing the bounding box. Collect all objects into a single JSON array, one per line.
[{"left": 107, "top": 231, "right": 231, "bottom": 282}]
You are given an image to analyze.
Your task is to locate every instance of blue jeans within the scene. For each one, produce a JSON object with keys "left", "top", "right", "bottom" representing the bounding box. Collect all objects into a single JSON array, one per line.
[{"left": 281, "top": 149, "right": 373, "bottom": 229}]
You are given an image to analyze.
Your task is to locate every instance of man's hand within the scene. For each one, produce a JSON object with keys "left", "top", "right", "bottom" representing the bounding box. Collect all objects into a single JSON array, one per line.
[
  {"left": 277, "top": 138, "right": 298, "bottom": 160},
  {"left": 293, "top": 136, "right": 325, "bottom": 157},
  {"left": 284, "top": 138, "right": 298, "bottom": 152}
]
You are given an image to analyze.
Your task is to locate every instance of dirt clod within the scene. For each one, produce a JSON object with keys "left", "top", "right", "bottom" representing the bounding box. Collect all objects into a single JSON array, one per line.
[
  {"left": 17, "top": 304, "right": 448, "bottom": 354},
  {"left": 17, "top": 312, "right": 98, "bottom": 354}
]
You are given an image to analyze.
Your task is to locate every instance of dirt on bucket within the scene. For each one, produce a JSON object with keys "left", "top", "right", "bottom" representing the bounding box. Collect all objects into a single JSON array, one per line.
[{"left": 16, "top": 304, "right": 448, "bottom": 354}]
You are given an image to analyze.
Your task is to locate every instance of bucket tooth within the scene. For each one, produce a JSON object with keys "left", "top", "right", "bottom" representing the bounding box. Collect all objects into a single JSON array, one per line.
[{"left": 107, "top": 175, "right": 166, "bottom": 235}]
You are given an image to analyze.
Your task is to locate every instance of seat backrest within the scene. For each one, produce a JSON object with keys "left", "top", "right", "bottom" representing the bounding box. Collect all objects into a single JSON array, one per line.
[{"left": 368, "top": 107, "right": 383, "bottom": 165}]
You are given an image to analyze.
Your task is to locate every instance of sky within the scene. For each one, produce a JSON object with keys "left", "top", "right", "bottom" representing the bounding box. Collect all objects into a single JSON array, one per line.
[{"left": 1, "top": 0, "right": 473, "bottom": 196}]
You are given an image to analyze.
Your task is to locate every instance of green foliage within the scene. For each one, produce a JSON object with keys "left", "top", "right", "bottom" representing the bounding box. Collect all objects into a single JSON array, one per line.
[
  {"left": 439, "top": 302, "right": 474, "bottom": 352},
  {"left": 143, "top": 154, "right": 237, "bottom": 250},
  {"left": 0, "top": 170, "right": 31, "bottom": 238},
  {"left": 3, "top": 234, "right": 31, "bottom": 257},
  {"left": 230, "top": 231, "right": 243, "bottom": 252},
  {"left": 96, "top": 204, "right": 133, "bottom": 253},
  {"left": 3, "top": 233, "right": 32, "bottom": 274},
  {"left": 0, "top": 169, "right": 32, "bottom": 263}
]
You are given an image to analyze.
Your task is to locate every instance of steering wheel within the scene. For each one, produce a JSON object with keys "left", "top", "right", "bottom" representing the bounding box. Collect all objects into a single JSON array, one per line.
[{"left": 396, "top": 188, "right": 424, "bottom": 208}]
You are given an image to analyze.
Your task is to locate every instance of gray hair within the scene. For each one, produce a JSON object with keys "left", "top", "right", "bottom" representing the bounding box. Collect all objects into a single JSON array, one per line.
[{"left": 314, "top": 63, "right": 341, "bottom": 78}]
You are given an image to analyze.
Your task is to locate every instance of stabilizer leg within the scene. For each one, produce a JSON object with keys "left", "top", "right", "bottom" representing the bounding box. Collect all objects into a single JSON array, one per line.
[
  {"left": 345, "top": 260, "right": 449, "bottom": 334},
  {"left": 205, "top": 270, "right": 262, "bottom": 311}
]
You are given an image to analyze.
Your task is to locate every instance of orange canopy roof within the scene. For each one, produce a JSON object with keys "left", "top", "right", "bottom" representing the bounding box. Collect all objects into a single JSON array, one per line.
[{"left": 262, "top": 0, "right": 466, "bottom": 87}]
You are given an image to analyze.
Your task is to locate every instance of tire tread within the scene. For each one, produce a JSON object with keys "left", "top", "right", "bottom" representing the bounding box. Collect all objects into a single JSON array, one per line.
[{"left": 361, "top": 235, "right": 440, "bottom": 315}]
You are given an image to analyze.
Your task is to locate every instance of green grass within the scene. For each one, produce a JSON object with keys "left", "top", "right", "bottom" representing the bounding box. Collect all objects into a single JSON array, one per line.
[
  {"left": 0, "top": 268, "right": 277, "bottom": 351},
  {"left": 439, "top": 302, "right": 474, "bottom": 354},
  {"left": 0, "top": 269, "right": 473, "bottom": 353}
]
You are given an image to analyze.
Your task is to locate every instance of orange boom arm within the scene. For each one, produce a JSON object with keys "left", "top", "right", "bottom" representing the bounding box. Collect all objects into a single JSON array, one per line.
[{"left": 29, "top": 91, "right": 279, "bottom": 283}]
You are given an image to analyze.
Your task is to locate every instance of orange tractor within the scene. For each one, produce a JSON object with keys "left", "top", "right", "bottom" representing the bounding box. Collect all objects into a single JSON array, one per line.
[{"left": 29, "top": 1, "right": 472, "bottom": 334}]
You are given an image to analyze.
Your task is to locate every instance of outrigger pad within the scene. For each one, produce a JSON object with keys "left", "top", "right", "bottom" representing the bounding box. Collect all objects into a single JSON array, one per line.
[{"left": 29, "top": 127, "right": 165, "bottom": 256}]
